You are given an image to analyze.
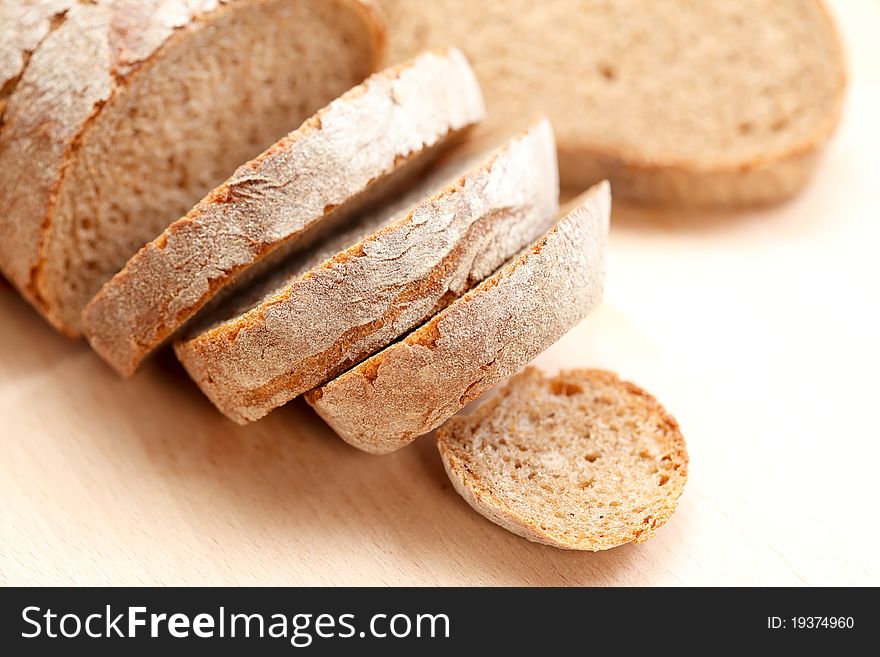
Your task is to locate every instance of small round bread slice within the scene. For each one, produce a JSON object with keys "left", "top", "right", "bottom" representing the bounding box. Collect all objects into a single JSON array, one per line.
[
  {"left": 305, "top": 182, "right": 610, "bottom": 454},
  {"left": 82, "top": 48, "right": 485, "bottom": 376},
  {"left": 381, "top": 0, "right": 846, "bottom": 206},
  {"left": 0, "top": 0, "right": 385, "bottom": 335},
  {"left": 174, "top": 118, "right": 559, "bottom": 424},
  {"left": 436, "top": 368, "right": 688, "bottom": 550}
]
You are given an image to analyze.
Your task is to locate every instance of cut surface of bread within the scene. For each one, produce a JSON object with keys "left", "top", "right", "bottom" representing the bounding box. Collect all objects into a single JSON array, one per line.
[
  {"left": 82, "top": 48, "right": 484, "bottom": 377},
  {"left": 306, "top": 182, "right": 610, "bottom": 454},
  {"left": 437, "top": 368, "right": 688, "bottom": 550},
  {"left": 380, "top": 0, "right": 846, "bottom": 206},
  {"left": 175, "top": 119, "right": 559, "bottom": 424},
  {"left": 0, "top": 0, "right": 384, "bottom": 335}
]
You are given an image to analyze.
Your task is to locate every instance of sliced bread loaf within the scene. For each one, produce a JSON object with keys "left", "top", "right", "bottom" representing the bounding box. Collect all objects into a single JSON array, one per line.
[
  {"left": 82, "top": 49, "right": 484, "bottom": 377},
  {"left": 306, "top": 183, "right": 610, "bottom": 453},
  {"left": 174, "top": 119, "right": 560, "bottom": 424},
  {"left": 436, "top": 368, "right": 688, "bottom": 550},
  {"left": 0, "top": 0, "right": 384, "bottom": 335},
  {"left": 380, "top": 0, "right": 846, "bottom": 206}
]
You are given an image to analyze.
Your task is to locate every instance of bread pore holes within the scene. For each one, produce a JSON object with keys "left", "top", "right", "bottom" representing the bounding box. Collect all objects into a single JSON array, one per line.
[
  {"left": 549, "top": 380, "right": 583, "bottom": 396},
  {"left": 772, "top": 118, "right": 789, "bottom": 132},
  {"left": 436, "top": 369, "right": 688, "bottom": 549},
  {"left": 597, "top": 62, "right": 617, "bottom": 82}
]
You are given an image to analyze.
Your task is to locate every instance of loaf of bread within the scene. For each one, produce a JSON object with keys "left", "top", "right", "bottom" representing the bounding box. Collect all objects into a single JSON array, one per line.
[
  {"left": 174, "top": 119, "right": 560, "bottom": 424},
  {"left": 0, "top": 0, "right": 384, "bottom": 335},
  {"left": 437, "top": 368, "right": 688, "bottom": 550},
  {"left": 380, "top": 0, "right": 846, "bottom": 206},
  {"left": 82, "top": 49, "right": 484, "bottom": 376},
  {"left": 306, "top": 183, "right": 610, "bottom": 453}
]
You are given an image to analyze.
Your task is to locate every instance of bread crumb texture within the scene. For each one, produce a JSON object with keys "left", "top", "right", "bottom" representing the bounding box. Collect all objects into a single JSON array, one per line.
[
  {"left": 380, "top": 0, "right": 846, "bottom": 205},
  {"left": 437, "top": 368, "right": 688, "bottom": 550}
]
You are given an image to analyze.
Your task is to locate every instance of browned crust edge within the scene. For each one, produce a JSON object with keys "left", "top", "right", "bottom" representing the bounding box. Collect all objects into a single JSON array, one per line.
[
  {"left": 305, "top": 182, "right": 609, "bottom": 453},
  {"left": 174, "top": 119, "right": 557, "bottom": 424}
]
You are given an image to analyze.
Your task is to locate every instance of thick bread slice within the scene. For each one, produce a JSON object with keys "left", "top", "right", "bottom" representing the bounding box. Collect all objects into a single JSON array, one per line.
[
  {"left": 437, "top": 368, "right": 688, "bottom": 550},
  {"left": 380, "top": 0, "right": 846, "bottom": 206},
  {"left": 0, "top": 0, "right": 384, "bottom": 335},
  {"left": 82, "top": 49, "right": 484, "bottom": 377},
  {"left": 175, "top": 119, "right": 559, "bottom": 424},
  {"left": 0, "top": 1, "right": 75, "bottom": 121},
  {"left": 306, "top": 183, "right": 610, "bottom": 454}
]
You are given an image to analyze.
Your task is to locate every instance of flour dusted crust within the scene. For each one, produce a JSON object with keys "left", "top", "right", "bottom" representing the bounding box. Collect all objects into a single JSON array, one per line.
[
  {"left": 1, "top": 0, "right": 237, "bottom": 327},
  {"left": 0, "top": 1, "right": 75, "bottom": 120},
  {"left": 82, "top": 49, "right": 484, "bottom": 376},
  {"left": 1, "top": 0, "right": 114, "bottom": 322},
  {"left": 306, "top": 183, "right": 610, "bottom": 453},
  {"left": 437, "top": 368, "right": 688, "bottom": 550},
  {"left": 0, "top": 0, "right": 385, "bottom": 334},
  {"left": 174, "top": 119, "right": 560, "bottom": 424},
  {"left": 380, "top": 0, "right": 847, "bottom": 207}
]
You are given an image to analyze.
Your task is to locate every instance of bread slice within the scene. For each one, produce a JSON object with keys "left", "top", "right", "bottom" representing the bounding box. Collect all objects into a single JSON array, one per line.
[
  {"left": 380, "top": 0, "right": 846, "bottom": 206},
  {"left": 81, "top": 49, "right": 484, "bottom": 377},
  {"left": 0, "top": 1, "right": 74, "bottom": 122},
  {"left": 174, "top": 119, "right": 560, "bottom": 424},
  {"left": 306, "top": 183, "right": 610, "bottom": 453},
  {"left": 436, "top": 368, "right": 688, "bottom": 550},
  {"left": 0, "top": 0, "right": 385, "bottom": 335}
]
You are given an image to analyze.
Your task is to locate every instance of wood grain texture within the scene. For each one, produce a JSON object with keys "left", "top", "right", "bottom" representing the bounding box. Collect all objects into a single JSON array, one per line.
[{"left": 0, "top": 0, "right": 878, "bottom": 586}]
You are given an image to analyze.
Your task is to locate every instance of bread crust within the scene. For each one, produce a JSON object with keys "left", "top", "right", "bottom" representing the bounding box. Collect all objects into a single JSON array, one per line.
[
  {"left": 306, "top": 182, "right": 610, "bottom": 453},
  {"left": 82, "top": 48, "right": 484, "bottom": 376},
  {"left": 175, "top": 119, "right": 560, "bottom": 424},
  {"left": 0, "top": 0, "right": 385, "bottom": 335},
  {"left": 0, "top": 1, "right": 75, "bottom": 122},
  {"left": 437, "top": 368, "right": 689, "bottom": 550},
  {"left": 557, "top": 146, "right": 824, "bottom": 207}
]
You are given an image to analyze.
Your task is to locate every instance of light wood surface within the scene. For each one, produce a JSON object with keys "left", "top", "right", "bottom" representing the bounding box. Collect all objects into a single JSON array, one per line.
[{"left": 1, "top": 0, "right": 878, "bottom": 586}]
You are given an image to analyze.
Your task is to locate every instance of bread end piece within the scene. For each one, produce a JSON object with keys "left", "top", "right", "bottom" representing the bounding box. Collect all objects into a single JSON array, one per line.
[{"left": 437, "top": 368, "right": 688, "bottom": 550}]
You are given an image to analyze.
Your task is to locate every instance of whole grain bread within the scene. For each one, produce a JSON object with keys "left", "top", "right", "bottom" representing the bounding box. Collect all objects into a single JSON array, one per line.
[
  {"left": 82, "top": 49, "right": 484, "bottom": 377},
  {"left": 437, "top": 368, "right": 688, "bottom": 550},
  {"left": 306, "top": 183, "right": 610, "bottom": 453},
  {"left": 174, "top": 119, "right": 560, "bottom": 424},
  {"left": 380, "top": 0, "right": 846, "bottom": 206},
  {"left": 0, "top": 0, "right": 384, "bottom": 335}
]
